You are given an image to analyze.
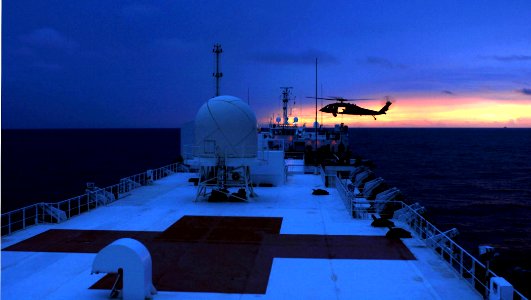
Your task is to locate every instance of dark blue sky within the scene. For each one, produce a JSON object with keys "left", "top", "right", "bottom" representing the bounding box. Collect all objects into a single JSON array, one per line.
[{"left": 2, "top": 0, "right": 531, "bottom": 128}]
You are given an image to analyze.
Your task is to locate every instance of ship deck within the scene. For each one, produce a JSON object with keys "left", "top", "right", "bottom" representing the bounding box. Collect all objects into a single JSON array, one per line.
[{"left": 1, "top": 171, "right": 481, "bottom": 299}]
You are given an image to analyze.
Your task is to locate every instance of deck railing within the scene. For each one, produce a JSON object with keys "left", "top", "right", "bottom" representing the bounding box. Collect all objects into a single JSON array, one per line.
[
  {"left": 335, "top": 175, "right": 528, "bottom": 300},
  {"left": 1, "top": 162, "right": 185, "bottom": 236}
]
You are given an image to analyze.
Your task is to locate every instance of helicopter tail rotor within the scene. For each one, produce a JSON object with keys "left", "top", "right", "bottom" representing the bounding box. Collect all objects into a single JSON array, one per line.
[{"left": 379, "top": 96, "right": 393, "bottom": 114}]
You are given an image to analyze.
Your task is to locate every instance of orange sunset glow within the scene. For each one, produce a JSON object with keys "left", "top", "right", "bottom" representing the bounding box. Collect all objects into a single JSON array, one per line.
[{"left": 260, "top": 94, "right": 531, "bottom": 128}]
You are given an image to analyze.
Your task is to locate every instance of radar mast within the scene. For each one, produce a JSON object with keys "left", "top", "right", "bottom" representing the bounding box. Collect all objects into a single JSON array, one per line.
[
  {"left": 280, "top": 87, "right": 293, "bottom": 125},
  {"left": 213, "top": 44, "right": 223, "bottom": 96}
]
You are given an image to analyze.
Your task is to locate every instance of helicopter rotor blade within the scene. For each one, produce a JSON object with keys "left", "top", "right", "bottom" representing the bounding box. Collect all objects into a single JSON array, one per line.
[
  {"left": 379, "top": 95, "right": 396, "bottom": 107},
  {"left": 306, "top": 96, "right": 334, "bottom": 100},
  {"left": 328, "top": 96, "right": 375, "bottom": 101},
  {"left": 383, "top": 95, "right": 395, "bottom": 103},
  {"left": 306, "top": 96, "right": 376, "bottom": 102}
]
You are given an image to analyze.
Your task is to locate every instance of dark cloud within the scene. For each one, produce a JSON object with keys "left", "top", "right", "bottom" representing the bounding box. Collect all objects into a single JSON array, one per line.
[
  {"left": 442, "top": 90, "right": 454, "bottom": 95},
  {"left": 484, "top": 55, "right": 531, "bottom": 62},
  {"left": 121, "top": 3, "right": 160, "bottom": 19},
  {"left": 518, "top": 88, "right": 531, "bottom": 96},
  {"left": 364, "top": 56, "right": 407, "bottom": 69},
  {"left": 252, "top": 49, "right": 338, "bottom": 65},
  {"left": 19, "top": 28, "right": 78, "bottom": 50}
]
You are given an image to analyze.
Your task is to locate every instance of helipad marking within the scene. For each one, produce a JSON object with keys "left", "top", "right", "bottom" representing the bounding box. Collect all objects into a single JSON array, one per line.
[{"left": 4, "top": 216, "right": 415, "bottom": 294}]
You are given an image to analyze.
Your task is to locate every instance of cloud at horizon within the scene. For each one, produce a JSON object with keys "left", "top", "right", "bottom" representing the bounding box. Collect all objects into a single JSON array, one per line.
[
  {"left": 483, "top": 55, "right": 531, "bottom": 62},
  {"left": 363, "top": 57, "right": 407, "bottom": 69}
]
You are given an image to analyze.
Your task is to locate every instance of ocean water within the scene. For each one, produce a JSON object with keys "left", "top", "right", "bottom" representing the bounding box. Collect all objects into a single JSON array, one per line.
[
  {"left": 1, "top": 129, "right": 181, "bottom": 212},
  {"left": 1, "top": 128, "right": 530, "bottom": 295},
  {"left": 350, "top": 128, "right": 531, "bottom": 295}
]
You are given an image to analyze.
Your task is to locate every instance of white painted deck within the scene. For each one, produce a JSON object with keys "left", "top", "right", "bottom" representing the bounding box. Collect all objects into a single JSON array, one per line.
[{"left": 1, "top": 172, "right": 481, "bottom": 299}]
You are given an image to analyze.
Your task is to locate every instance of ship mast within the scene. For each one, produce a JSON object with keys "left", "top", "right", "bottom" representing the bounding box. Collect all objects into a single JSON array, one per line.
[
  {"left": 280, "top": 87, "right": 293, "bottom": 125},
  {"left": 315, "top": 58, "right": 318, "bottom": 151},
  {"left": 213, "top": 44, "right": 223, "bottom": 96}
]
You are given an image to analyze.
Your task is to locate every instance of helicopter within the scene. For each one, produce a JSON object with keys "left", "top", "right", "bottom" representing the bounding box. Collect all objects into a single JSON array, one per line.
[{"left": 308, "top": 96, "right": 393, "bottom": 119}]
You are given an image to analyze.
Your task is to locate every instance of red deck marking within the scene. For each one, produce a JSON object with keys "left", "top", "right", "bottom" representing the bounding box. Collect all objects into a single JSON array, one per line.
[{"left": 3, "top": 216, "right": 416, "bottom": 294}]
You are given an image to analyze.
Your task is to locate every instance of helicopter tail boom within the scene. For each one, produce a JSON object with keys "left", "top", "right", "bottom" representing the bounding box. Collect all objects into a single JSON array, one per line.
[{"left": 379, "top": 101, "right": 392, "bottom": 114}]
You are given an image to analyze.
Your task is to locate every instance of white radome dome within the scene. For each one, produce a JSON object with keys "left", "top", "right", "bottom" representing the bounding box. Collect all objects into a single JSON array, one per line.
[{"left": 195, "top": 95, "right": 257, "bottom": 158}]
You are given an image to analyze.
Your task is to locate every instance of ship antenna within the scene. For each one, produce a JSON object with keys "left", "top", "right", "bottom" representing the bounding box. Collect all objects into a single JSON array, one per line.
[
  {"left": 213, "top": 43, "right": 223, "bottom": 96},
  {"left": 315, "top": 58, "right": 318, "bottom": 151},
  {"left": 280, "top": 87, "right": 293, "bottom": 125},
  {"left": 320, "top": 83, "right": 323, "bottom": 125}
]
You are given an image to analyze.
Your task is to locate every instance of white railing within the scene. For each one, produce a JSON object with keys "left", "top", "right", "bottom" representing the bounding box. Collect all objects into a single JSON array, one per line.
[
  {"left": 335, "top": 175, "right": 528, "bottom": 300},
  {"left": 285, "top": 156, "right": 307, "bottom": 174},
  {"left": 336, "top": 176, "right": 358, "bottom": 214},
  {"left": 1, "top": 162, "right": 185, "bottom": 236}
]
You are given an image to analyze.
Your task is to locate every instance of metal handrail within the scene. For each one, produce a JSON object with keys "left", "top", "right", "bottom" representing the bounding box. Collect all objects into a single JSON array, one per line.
[
  {"left": 285, "top": 157, "right": 306, "bottom": 174},
  {"left": 1, "top": 162, "right": 185, "bottom": 236},
  {"left": 335, "top": 175, "right": 527, "bottom": 300}
]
